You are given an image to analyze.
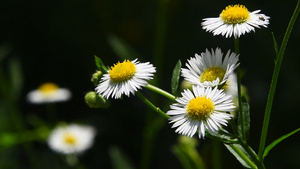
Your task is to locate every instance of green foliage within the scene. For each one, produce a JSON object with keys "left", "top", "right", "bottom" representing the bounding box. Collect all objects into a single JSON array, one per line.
[
  {"left": 237, "top": 97, "right": 250, "bottom": 141},
  {"left": 171, "top": 60, "right": 181, "bottom": 96},
  {"left": 95, "top": 55, "right": 108, "bottom": 73},
  {"left": 263, "top": 128, "right": 300, "bottom": 159}
]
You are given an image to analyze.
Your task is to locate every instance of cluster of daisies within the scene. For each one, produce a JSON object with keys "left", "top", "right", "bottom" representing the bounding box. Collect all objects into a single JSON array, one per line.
[
  {"left": 26, "top": 4, "right": 269, "bottom": 156},
  {"left": 93, "top": 4, "right": 269, "bottom": 139}
]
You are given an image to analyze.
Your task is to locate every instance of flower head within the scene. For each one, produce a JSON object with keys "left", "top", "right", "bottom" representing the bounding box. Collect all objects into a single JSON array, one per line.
[
  {"left": 181, "top": 48, "right": 239, "bottom": 88},
  {"left": 48, "top": 124, "right": 96, "bottom": 155},
  {"left": 167, "top": 86, "right": 235, "bottom": 139},
  {"left": 26, "top": 82, "right": 71, "bottom": 104},
  {"left": 202, "top": 4, "right": 270, "bottom": 38},
  {"left": 96, "top": 59, "right": 156, "bottom": 99}
]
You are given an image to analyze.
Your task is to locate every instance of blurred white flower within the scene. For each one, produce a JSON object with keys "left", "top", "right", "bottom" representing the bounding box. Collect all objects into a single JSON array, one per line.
[
  {"left": 26, "top": 82, "right": 71, "bottom": 104},
  {"left": 48, "top": 124, "right": 96, "bottom": 155}
]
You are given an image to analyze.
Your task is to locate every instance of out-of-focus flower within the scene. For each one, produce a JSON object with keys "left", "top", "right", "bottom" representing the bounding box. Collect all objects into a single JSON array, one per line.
[
  {"left": 48, "top": 124, "right": 96, "bottom": 155},
  {"left": 26, "top": 83, "right": 71, "bottom": 104}
]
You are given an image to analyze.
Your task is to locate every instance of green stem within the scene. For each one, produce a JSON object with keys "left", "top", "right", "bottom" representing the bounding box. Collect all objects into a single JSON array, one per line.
[
  {"left": 258, "top": 0, "right": 300, "bottom": 161},
  {"left": 145, "top": 84, "right": 176, "bottom": 101},
  {"left": 136, "top": 91, "right": 170, "bottom": 119},
  {"left": 234, "top": 38, "right": 245, "bottom": 140},
  {"left": 230, "top": 119, "right": 264, "bottom": 168}
]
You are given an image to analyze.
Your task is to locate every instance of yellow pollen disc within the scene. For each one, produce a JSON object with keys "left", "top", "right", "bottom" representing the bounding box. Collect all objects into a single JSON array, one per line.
[
  {"left": 109, "top": 60, "right": 136, "bottom": 82},
  {"left": 64, "top": 133, "right": 77, "bottom": 145},
  {"left": 200, "top": 67, "right": 226, "bottom": 83},
  {"left": 220, "top": 4, "right": 250, "bottom": 24},
  {"left": 187, "top": 97, "right": 214, "bottom": 120},
  {"left": 38, "top": 83, "right": 59, "bottom": 93}
]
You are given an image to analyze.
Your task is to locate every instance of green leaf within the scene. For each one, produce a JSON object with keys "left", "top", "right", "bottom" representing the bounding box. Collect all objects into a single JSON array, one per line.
[
  {"left": 206, "top": 129, "right": 238, "bottom": 144},
  {"left": 238, "top": 96, "right": 250, "bottom": 141},
  {"left": 224, "top": 144, "right": 257, "bottom": 169},
  {"left": 171, "top": 60, "right": 181, "bottom": 96},
  {"left": 94, "top": 55, "right": 108, "bottom": 73},
  {"left": 107, "top": 34, "right": 140, "bottom": 61},
  {"left": 109, "top": 146, "right": 135, "bottom": 169},
  {"left": 263, "top": 128, "right": 300, "bottom": 159},
  {"left": 271, "top": 32, "right": 279, "bottom": 61}
]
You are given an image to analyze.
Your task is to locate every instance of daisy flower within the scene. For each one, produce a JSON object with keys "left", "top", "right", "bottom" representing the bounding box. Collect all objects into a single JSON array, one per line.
[
  {"left": 167, "top": 85, "right": 235, "bottom": 139},
  {"left": 201, "top": 4, "right": 270, "bottom": 38},
  {"left": 181, "top": 48, "right": 239, "bottom": 88},
  {"left": 48, "top": 124, "right": 96, "bottom": 155},
  {"left": 26, "top": 82, "right": 71, "bottom": 104},
  {"left": 96, "top": 59, "right": 156, "bottom": 99}
]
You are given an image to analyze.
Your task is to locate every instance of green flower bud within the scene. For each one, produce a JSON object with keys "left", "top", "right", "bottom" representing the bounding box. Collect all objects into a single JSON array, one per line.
[
  {"left": 84, "top": 91, "right": 110, "bottom": 108},
  {"left": 91, "top": 71, "right": 103, "bottom": 86}
]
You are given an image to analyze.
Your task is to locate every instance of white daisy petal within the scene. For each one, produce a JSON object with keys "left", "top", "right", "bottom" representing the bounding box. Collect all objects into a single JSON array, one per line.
[
  {"left": 201, "top": 4, "right": 270, "bottom": 38},
  {"left": 167, "top": 86, "right": 235, "bottom": 139},
  {"left": 182, "top": 48, "right": 239, "bottom": 88},
  {"left": 96, "top": 59, "right": 156, "bottom": 99}
]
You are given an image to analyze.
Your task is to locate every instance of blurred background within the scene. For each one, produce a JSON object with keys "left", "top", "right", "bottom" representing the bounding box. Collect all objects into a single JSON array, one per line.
[{"left": 1, "top": 0, "right": 300, "bottom": 168}]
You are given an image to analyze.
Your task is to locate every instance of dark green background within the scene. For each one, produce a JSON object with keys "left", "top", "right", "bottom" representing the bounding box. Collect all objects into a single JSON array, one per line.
[{"left": 1, "top": 0, "right": 300, "bottom": 168}]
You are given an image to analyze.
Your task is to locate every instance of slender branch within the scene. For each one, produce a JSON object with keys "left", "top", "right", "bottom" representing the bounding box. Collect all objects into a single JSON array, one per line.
[
  {"left": 136, "top": 91, "right": 170, "bottom": 119},
  {"left": 258, "top": 0, "right": 300, "bottom": 160},
  {"left": 145, "top": 84, "right": 176, "bottom": 101}
]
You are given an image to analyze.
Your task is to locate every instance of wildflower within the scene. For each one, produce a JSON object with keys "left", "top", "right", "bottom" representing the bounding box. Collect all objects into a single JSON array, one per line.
[
  {"left": 167, "top": 86, "right": 235, "bottom": 139},
  {"left": 181, "top": 48, "right": 239, "bottom": 88},
  {"left": 202, "top": 4, "right": 270, "bottom": 38},
  {"left": 48, "top": 124, "right": 96, "bottom": 155},
  {"left": 96, "top": 59, "right": 156, "bottom": 99},
  {"left": 26, "top": 82, "right": 71, "bottom": 104}
]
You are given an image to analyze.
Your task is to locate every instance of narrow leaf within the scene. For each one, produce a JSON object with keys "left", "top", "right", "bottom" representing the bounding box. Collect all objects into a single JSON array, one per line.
[
  {"left": 271, "top": 32, "right": 279, "bottom": 60},
  {"left": 107, "top": 34, "right": 140, "bottom": 61},
  {"left": 224, "top": 144, "right": 257, "bottom": 169},
  {"left": 237, "top": 96, "right": 250, "bottom": 141},
  {"left": 263, "top": 128, "right": 300, "bottom": 159},
  {"left": 171, "top": 60, "right": 181, "bottom": 96},
  {"left": 94, "top": 55, "right": 108, "bottom": 73}
]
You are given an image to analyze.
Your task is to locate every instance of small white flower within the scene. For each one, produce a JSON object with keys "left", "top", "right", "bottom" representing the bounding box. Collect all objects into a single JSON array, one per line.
[
  {"left": 181, "top": 48, "right": 239, "bottom": 88},
  {"left": 202, "top": 4, "right": 270, "bottom": 38},
  {"left": 26, "top": 83, "right": 71, "bottom": 104},
  {"left": 96, "top": 59, "right": 156, "bottom": 99},
  {"left": 167, "top": 86, "right": 235, "bottom": 139},
  {"left": 48, "top": 124, "right": 96, "bottom": 155}
]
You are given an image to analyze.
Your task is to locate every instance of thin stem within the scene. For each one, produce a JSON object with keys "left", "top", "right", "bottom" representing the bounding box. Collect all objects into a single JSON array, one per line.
[
  {"left": 136, "top": 91, "right": 170, "bottom": 119},
  {"left": 145, "top": 84, "right": 176, "bottom": 101},
  {"left": 234, "top": 37, "right": 245, "bottom": 140},
  {"left": 258, "top": 0, "right": 300, "bottom": 161}
]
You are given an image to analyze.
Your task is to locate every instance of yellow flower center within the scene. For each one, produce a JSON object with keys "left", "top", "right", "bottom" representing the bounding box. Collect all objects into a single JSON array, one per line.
[
  {"left": 109, "top": 60, "right": 136, "bottom": 82},
  {"left": 187, "top": 97, "right": 214, "bottom": 120},
  {"left": 64, "top": 133, "right": 77, "bottom": 145},
  {"left": 220, "top": 5, "right": 250, "bottom": 24},
  {"left": 38, "top": 83, "right": 59, "bottom": 94},
  {"left": 200, "top": 67, "right": 226, "bottom": 83}
]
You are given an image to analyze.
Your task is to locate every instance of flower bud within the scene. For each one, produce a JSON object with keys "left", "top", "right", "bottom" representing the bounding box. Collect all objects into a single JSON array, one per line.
[
  {"left": 84, "top": 91, "right": 109, "bottom": 108},
  {"left": 91, "top": 71, "right": 103, "bottom": 86}
]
